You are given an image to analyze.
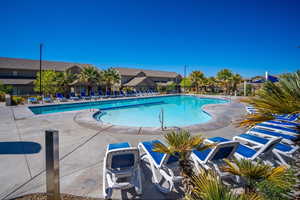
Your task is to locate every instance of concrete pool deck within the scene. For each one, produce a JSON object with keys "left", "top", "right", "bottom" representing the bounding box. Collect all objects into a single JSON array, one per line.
[{"left": 0, "top": 95, "right": 248, "bottom": 200}]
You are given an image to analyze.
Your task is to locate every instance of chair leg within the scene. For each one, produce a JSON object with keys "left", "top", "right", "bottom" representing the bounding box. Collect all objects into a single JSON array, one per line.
[{"left": 135, "top": 166, "right": 143, "bottom": 195}]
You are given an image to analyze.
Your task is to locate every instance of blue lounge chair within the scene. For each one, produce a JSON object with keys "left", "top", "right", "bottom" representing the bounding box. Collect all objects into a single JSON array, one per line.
[
  {"left": 248, "top": 127, "right": 298, "bottom": 145},
  {"left": 205, "top": 136, "right": 282, "bottom": 165},
  {"left": 191, "top": 140, "right": 239, "bottom": 178},
  {"left": 28, "top": 97, "right": 39, "bottom": 104},
  {"left": 276, "top": 114, "right": 300, "bottom": 122},
  {"left": 138, "top": 140, "right": 182, "bottom": 193},
  {"left": 233, "top": 133, "right": 299, "bottom": 166},
  {"left": 103, "top": 142, "right": 142, "bottom": 199},
  {"left": 264, "top": 120, "right": 300, "bottom": 128},
  {"left": 256, "top": 123, "right": 299, "bottom": 135},
  {"left": 43, "top": 97, "right": 52, "bottom": 103},
  {"left": 80, "top": 91, "right": 90, "bottom": 100},
  {"left": 56, "top": 93, "right": 67, "bottom": 102},
  {"left": 98, "top": 90, "right": 105, "bottom": 98},
  {"left": 91, "top": 91, "right": 99, "bottom": 99},
  {"left": 69, "top": 93, "right": 79, "bottom": 101}
]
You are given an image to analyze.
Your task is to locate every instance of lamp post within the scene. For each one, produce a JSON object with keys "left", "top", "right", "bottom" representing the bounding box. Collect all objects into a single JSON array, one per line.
[{"left": 39, "top": 43, "right": 43, "bottom": 98}]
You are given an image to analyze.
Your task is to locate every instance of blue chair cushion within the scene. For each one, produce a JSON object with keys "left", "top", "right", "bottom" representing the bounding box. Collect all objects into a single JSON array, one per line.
[
  {"left": 208, "top": 137, "right": 256, "bottom": 158},
  {"left": 141, "top": 140, "right": 178, "bottom": 166},
  {"left": 192, "top": 148, "right": 212, "bottom": 161},
  {"left": 267, "top": 120, "right": 300, "bottom": 127},
  {"left": 258, "top": 123, "right": 299, "bottom": 134},
  {"left": 238, "top": 134, "right": 293, "bottom": 153},
  {"left": 108, "top": 142, "right": 130, "bottom": 150},
  {"left": 251, "top": 128, "right": 297, "bottom": 141}
]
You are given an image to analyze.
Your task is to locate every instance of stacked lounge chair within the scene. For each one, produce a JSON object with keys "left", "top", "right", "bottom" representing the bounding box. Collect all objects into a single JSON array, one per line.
[
  {"left": 69, "top": 93, "right": 79, "bottom": 101},
  {"left": 28, "top": 97, "right": 39, "bottom": 104},
  {"left": 56, "top": 93, "right": 67, "bottom": 102},
  {"left": 103, "top": 142, "right": 142, "bottom": 199}
]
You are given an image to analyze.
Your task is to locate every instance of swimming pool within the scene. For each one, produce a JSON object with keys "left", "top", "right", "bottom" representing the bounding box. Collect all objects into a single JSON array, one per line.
[{"left": 29, "top": 95, "right": 228, "bottom": 127}]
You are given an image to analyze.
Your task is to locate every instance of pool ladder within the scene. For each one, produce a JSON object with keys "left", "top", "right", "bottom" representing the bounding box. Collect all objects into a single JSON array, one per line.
[{"left": 159, "top": 108, "right": 165, "bottom": 131}]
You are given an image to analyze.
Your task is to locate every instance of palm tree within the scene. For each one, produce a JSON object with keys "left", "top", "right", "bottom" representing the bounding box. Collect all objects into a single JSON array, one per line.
[
  {"left": 78, "top": 65, "right": 101, "bottom": 95},
  {"left": 230, "top": 73, "right": 242, "bottom": 95},
  {"left": 102, "top": 68, "right": 121, "bottom": 93},
  {"left": 239, "top": 71, "right": 300, "bottom": 127},
  {"left": 222, "top": 158, "right": 295, "bottom": 197},
  {"left": 56, "top": 70, "right": 77, "bottom": 96},
  {"left": 188, "top": 169, "right": 262, "bottom": 200},
  {"left": 217, "top": 69, "right": 234, "bottom": 95},
  {"left": 153, "top": 130, "right": 215, "bottom": 194},
  {"left": 190, "top": 71, "right": 205, "bottom": 93},
  {"left": 205, "top": 76, "right": 218, "bottom": 93}
]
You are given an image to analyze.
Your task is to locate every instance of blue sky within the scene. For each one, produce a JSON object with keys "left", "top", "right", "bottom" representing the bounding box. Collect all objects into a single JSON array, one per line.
[{"left": 0, "top": 0, "right": 299, "bottom": 77}]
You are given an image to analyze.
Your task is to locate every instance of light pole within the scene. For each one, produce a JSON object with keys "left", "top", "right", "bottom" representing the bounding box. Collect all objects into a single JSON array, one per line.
[{"left": 39, "top": 43, "right": 43, "bottom": 97}]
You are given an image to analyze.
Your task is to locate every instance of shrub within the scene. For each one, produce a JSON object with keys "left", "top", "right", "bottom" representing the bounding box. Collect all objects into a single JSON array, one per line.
[
  {"left": 12, "top": 96, "right": 25, "bottom": 105},
  {"left": 0, "top": 91, "right": 5, "bottom": 102}
]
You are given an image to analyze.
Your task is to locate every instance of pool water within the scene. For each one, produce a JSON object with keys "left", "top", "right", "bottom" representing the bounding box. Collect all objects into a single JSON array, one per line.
[{"left": 30, "top": 95, "right": 227, "bottom": 127}]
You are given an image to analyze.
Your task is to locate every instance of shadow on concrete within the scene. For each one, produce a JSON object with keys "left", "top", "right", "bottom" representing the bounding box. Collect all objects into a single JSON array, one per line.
[{"left": 0, "top": 141, "right": 41, "bottom": 154}]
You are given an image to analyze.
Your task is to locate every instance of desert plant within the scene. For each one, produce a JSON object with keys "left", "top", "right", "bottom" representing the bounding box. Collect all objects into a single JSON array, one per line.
[
  {"left": 222, "top": 158, "right": 295, "bottom": 199},
  {"left": 153, "top": 130, "right": 215, "bottom": 195},
  {"left": 239, "top": 71, "right": 300, "bottom": 127},
  {"left": 187, "top": 169, "right": 262, "bottom": 200}
]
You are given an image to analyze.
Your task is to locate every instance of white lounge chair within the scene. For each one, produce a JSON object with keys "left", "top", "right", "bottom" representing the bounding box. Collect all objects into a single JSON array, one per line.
[
  {"left": 103, "top": 142, "right": 142, "bottom": 199},
  {"left": 248, "top": 127, "right": 298, "bottom": 145},
  {"left": 138, "top": 140, "right": 182, "bottom": 193},
  {"left": 205, "top": 136, "right": 282, "bottom": 166},
  {"left": 275, "top": 114, "right": 300, "bottom": 122},
  {"left": 43, "top": 97, "right": 52, "bottom": 103},
  {"left": 255, "top": 123, "right": 299, "bottom": 136},
  {"left": 191, "top": 140, "right": 239, "bottom": 178},
  {"left": 263, "top": 120, "right": 300, "bottom": 128},
  {"left": 28, "top": 97, "right": 39, "bottom": 104},
  {"left": 233, "top": 133, "right": 299, "bottom": 166}
]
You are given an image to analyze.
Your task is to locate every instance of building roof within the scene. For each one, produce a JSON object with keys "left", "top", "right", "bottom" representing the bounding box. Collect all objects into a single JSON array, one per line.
[
  {"left": 0, "top": 78, "right": 34, "bottom": 85},
  {"left": 124, "top": 77, "right": 156, "bottom": 87},
  {"left": 0, "top": 57, "right": 91, "bottom": 71},
  {"left": 114, "top": 67, "right": 180, "bottom": 78}
]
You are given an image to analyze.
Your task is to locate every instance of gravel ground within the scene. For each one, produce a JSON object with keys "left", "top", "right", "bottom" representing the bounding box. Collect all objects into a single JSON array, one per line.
[{"left": 11, "top": 193, "right": 103, "bottom": 200}]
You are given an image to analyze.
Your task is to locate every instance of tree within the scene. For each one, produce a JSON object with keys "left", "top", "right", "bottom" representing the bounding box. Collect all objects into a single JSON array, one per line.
[
  {"left": 0, "top": 80, "right": 12, "bottom": 94},
  {"left": 180, "top": 77, "right": 192, "bottom": 92},
  {"left": 217, "top": 69, "right": 234, "bottom": 95},
  {"left": 206, "top": 76, "right": 218, "bottom": 93},
  {"left": 230, "top": 73, "right": 242, "bottom": 95},
  {"left": 102, "top": 68, "right": 121, "bottom": 92},
  {"left": 239, "top": 71, "right": 300, "bottom": 127},
  {"left": 78, "top": 65, "right": 101, "bottom": 95},
  {"left": 56, "top": 71, "right": 77, "bottom": 96},
  {"left": 153, "top": 130, "right": 214, "bottom": 195},
  {"left": 33, "top": 70, "right": 58, "bottom": 96},
  {"left": 190, "top": 71, "right": 205, "bottom": 93},
  {"left": 166, "top": 81, "right": 176, "bottom": 93}
]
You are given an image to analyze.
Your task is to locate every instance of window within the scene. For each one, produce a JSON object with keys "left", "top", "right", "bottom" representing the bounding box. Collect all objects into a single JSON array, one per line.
[{"left": 12, "top": 71, "right": 18, "bottom": 76}]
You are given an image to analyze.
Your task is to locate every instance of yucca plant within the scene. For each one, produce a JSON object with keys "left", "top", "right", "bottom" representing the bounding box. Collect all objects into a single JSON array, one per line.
[
  {"left": 222, "top": 158, "right": 295, "bottom": 199},
  {"left": 239, "top": 71, "right": 300, "bottom": 127},
  {"left": 187, "top": 169, "right": 263, "bottom": 200},
  {"left": 153, "top": 130, "right": 215, "bottom": 194}
]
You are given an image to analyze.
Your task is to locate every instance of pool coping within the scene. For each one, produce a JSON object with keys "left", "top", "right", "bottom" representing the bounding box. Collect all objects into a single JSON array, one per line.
[{"left": 73, "top": 94, "right": 242, "bottom": 135}]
